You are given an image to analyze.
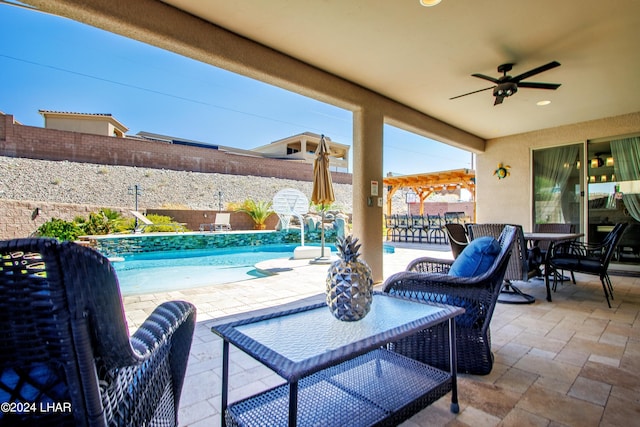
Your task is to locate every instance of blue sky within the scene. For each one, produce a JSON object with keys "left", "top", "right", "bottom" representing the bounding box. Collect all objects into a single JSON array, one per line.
[{"left": 0, "top": 2, "right": 472, "bottom": 175}]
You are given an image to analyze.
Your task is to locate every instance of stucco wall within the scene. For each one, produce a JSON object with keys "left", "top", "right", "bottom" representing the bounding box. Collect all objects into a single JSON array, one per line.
[
  {"left": 476, "top": 112, "right": 640, "bottom": 230},
  {"left": 46, "top": 116, "right": 112, "bottom": 136}
]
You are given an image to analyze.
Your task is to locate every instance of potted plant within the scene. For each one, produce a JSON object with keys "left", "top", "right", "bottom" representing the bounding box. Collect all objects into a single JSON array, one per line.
[{"left": 235, "top": 199, "right": 274, "bottom": 230}]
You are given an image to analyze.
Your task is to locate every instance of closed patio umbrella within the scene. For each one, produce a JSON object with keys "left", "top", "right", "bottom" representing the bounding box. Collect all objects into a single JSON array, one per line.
[{"left": 311, "top": 135, "right": 335, "bottom": 259}]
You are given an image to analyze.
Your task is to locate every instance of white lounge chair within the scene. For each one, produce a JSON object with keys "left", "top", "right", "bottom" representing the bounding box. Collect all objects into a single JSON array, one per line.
[
  {"left": 213, "top": 213, "right": 232, "bottom": 231},
  {"left": 130, "top": 211, "right": 185, "bottom": 233},
  {"left": 131, "top": 210, "right": 154, "bottom": 225}
]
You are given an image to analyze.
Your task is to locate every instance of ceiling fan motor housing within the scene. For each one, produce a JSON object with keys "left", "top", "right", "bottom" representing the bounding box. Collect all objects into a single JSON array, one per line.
[{"left": 494, "top": 82, "right": 518, "bottom": 97}]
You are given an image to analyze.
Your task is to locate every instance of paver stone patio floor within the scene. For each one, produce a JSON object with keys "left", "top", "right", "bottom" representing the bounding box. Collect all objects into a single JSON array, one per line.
[{"left": 121, "top": 243, "right": 640, "bottom": 427}]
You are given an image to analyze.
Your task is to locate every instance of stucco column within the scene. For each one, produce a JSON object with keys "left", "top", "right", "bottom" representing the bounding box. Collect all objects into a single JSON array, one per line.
[
  {"left": 300, "top": 136, "right": 307, "bottom": 157},
  {"left": 352, "top": 107, "right": 384, "bottom": 282}
]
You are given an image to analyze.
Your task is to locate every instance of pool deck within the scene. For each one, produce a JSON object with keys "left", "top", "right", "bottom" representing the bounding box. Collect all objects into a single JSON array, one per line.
[
  {"left": 122, "top": 241, "right": 445, "bottom": 330},
  {"left": 121, "top": 242, "right": 640, "bottom": 427}
]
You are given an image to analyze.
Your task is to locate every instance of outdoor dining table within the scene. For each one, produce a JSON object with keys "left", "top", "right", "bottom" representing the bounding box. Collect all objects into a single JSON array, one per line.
[{"left": 523, "top": 232, "right": 584, "bottom": 302}]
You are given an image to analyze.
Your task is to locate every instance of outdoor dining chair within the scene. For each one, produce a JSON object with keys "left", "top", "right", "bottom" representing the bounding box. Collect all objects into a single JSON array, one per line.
[
  {"left": 0, "top": 238, "right": 196, "bottom": 426},
  {"left": 533, "top": 223, "right": 577, "bottom": 283},
  {"left": 382, "top": 225, "right": 517, "bottom": 375},
  {"left": 549, "top": 222, "right": 628, "bottom": 308},
  {"left": 384, "top": 215, "right": 397, "bottom": 241},
  {"left": 396, "top": 214, "right": 411, "bottom": 242},
  {"left": 410, "top": 215, "right": 426, "bottom": 243},
  {"left": 426, "top": 214, "right": 446, "bottom": 244}
]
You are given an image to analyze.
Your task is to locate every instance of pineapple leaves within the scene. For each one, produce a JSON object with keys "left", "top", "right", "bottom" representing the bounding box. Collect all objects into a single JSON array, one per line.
[{"left": 336, "top": 235, "right": 361, "bottom": 263}]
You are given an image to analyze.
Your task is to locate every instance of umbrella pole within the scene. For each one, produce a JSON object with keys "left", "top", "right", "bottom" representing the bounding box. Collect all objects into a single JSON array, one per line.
[{"left": 320, "top": 208, "right": 325, "bottom": 258}]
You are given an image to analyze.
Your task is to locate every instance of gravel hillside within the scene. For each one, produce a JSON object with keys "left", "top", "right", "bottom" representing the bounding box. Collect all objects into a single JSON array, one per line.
[{"left": 0, "top": 156, "right": 357, "bottom": 211}]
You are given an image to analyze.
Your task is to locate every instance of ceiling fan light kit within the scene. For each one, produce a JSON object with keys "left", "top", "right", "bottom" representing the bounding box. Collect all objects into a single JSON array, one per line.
[
  {"left": 451, "top": 61, "right": 561, "bottom": 106},
  {"left": 419, "top": 0, "right": 442, "bottom": 6}
]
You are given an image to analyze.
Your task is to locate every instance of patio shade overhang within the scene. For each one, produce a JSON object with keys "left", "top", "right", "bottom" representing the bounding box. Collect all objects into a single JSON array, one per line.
[{"left": 383, "top": 168, "right": 476, "bottom": 217}]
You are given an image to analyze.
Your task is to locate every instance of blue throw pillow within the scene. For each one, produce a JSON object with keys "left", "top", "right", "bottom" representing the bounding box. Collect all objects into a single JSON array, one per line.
[{"left": 449, "top": 236, "right": 501, "bottom": 277}]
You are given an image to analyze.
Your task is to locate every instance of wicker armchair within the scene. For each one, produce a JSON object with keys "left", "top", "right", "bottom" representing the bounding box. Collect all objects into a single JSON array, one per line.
[
  {"left": 382, "top": 225, "right": 517, "bottom": 375},
  {"left": 0, "top": 238, "right": 196, "bottom": 426},
  {"left": 550, "top": 223, "right": 628, "bottom": 308},
  {"left": 467, "top": 223, "right": 541, "bottom": 304}
]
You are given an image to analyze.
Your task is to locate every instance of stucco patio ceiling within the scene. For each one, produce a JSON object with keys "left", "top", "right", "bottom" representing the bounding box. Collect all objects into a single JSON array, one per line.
[{"left": 160, "top": 0, "right": 640, "bottom": 141}]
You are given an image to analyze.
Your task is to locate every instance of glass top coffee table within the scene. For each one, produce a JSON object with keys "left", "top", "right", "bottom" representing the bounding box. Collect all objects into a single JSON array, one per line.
[{"left": 211, "top": 292, "right": 464, "bottom": 427}]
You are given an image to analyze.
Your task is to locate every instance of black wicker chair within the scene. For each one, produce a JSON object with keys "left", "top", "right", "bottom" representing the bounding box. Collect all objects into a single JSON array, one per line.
[
  {"left": 467, "top": 224, "right": 542, "bottom": 304},
  {"left": 444, "top": 223, "right": 469, "bottom": 259},
  {"left": 550, "top": 223, "right": 628, "bottom": 308},
  {"left": 0, "top": 238, "right": 197, "bottom": 426},
  {"left": 382, "top": 225, "right": 517, "bottom": 375}
]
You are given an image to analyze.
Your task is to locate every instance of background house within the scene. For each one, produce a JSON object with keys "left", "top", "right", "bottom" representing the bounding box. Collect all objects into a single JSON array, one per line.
[
  {"left": 39, "top": 110, "right": 128, "bottom": 138},
  {"left": 252, "top": 133, "right": 350, "bottom": 173}
]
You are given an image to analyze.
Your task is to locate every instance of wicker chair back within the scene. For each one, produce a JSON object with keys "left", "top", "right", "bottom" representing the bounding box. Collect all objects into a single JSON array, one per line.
[
  {"left": 444, "top": 223, "right": 469, "bottom": 259},
  {"left": 533, "top": 223, "right": 575, "bottom": 253},
  {"left": 0, "top": 238, "right": 196, "bottom": 426},
  {"left": 467, "top": 223, "right": 538, "bottom": 281}
]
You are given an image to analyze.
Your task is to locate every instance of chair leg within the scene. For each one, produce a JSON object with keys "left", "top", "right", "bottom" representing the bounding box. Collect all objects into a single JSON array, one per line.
[
  {"left": 603, "top": 273, "right": 614, "bottom": 301},
  {"left": 606, "top": 274, "right": 614, "bottom": 298},
  {"left": 600, "top": 274, "right": 613, "bottom": 308}
]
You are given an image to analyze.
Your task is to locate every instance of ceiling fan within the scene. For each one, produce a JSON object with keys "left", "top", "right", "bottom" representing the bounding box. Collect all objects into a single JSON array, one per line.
[{"left": 450, "top": 61, "right": 561, "bottom": 105}]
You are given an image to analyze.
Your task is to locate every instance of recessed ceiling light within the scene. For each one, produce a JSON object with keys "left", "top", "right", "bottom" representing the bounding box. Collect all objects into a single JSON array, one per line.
[
  {"left": 536, "top": 100, "right": 551, "bottom": 106},
  {"left": 419, "top": 0, "right": 442, "bottom": 6}
]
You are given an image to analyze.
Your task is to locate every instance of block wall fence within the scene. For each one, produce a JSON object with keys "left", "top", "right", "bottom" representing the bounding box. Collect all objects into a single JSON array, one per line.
[
  {"left": 0, "top": 200, "right": 279, "bottom": 240},
  {"left": 0, "top": 114, "right": 352, "bottom": 184},
  {"left": 0, "top": 199, "right": 126, "bottom": 239}
]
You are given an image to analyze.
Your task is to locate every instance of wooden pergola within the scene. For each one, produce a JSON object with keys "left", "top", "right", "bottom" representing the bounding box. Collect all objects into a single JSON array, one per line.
[{"left": 383, "top": 168, "right": 476, "bottom": 218}]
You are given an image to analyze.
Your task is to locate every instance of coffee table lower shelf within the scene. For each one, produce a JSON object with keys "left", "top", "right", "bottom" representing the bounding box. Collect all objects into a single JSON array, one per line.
[{"left": 225, "top": 348, "right": 453, "bottom": 427}]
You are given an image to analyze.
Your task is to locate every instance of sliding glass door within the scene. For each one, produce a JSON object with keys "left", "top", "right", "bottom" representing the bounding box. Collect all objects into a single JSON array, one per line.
[
  {"left": 587, "top": 137, "right": 640, "bottom": 268},
  {"left": 533, "top": 143, "right": 583, "bottom": 230},
  {"left": 534, "top": 137, "right": 640, "bottom": 271}
]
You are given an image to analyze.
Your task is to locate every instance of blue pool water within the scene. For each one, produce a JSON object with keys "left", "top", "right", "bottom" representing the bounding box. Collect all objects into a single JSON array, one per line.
[{"left": 112, "top": 244, "right": 300, "bottom": 295}]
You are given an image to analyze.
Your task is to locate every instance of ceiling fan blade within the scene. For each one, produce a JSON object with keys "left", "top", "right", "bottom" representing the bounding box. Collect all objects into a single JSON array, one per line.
[
  {"left": 517, "top": 82, "right": 561, "bottom": 90},
  {"left": 471, "top": 73, "right": 500, "bottom": 84},
  {"left": 511, "top": 61, "right": 561, "bottom": 82},
  {"left": 494, "top": 95, "right": 505, "bottom": 105},
  {"left": 449, "top": 86, "right": 494, "bottom": 100}
]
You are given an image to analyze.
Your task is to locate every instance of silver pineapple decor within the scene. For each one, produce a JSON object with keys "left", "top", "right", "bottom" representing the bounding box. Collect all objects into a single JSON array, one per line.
[{"left": 326, "top": 235, "right": 373, "bottom": 321}]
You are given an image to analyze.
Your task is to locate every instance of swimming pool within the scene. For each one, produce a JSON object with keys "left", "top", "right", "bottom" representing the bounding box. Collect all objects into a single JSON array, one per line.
[{"left": 112, "top": 244, "right": 300, "bottom": 295}]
